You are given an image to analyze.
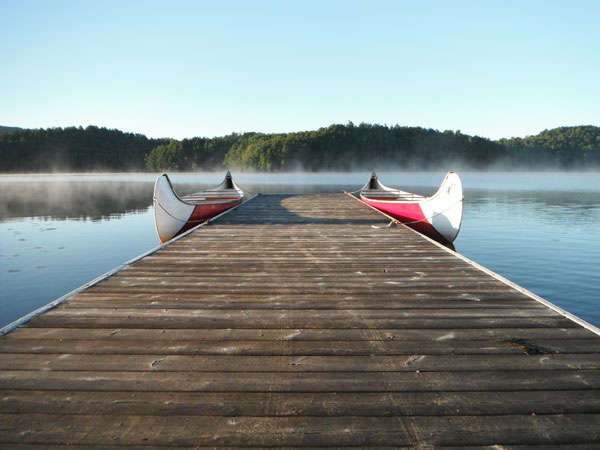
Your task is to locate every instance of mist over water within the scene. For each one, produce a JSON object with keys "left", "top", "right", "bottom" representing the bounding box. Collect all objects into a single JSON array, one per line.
[
  {"left": 0, "top": 180, "right": 153, "bottom": 220},
  {"left": 1, "top": 171, "right": 599, "bottom": 329}
]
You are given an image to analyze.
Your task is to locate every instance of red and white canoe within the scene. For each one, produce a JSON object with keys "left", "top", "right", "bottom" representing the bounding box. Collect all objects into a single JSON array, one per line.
[
  {"left": 153, "top": 171, "right": 244, "bottom": 243},
  {"left": 359, "top": 172, "right": 463, "bottom": 245}
]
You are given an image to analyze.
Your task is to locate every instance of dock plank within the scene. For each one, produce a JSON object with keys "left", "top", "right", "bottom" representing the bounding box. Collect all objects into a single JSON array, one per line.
[
  {"left": 5, "top": 326, "right": 596, "bottom": 340},
  {"left": 2, "top": 369, "right": 600, "bottom": 392},
  {"left": 2, "top": 353, "right": 600, "bottom": 372},
  {"left": 3, "top": 390, "right": 600, "bottom": 416},
  {"left": 1, "top": 193, "right": 599, "bottom": 447},
  {"left": 3, "top": 339, "right": 600, "bottom": 355},
  {"left": 1, "top": 414, "right": 599, "bottom": 447}
]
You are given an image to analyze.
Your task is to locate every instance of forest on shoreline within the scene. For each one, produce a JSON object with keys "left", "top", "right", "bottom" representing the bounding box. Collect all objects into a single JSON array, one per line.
[{"left": 1, "top": 123, "right": 599, "bottom": 172}]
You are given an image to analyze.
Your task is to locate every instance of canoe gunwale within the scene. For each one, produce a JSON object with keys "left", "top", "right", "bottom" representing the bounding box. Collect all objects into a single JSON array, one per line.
[{"left": 159, "top": 173, "right": 244, "bottom": 207}]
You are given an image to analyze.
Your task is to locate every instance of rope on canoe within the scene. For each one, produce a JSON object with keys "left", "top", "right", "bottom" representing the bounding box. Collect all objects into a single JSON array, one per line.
[
  {"left": 371, "top": 219, "right": 400, "bottom": 229},
  {"left": 153, "top": 196, "right": 210, "bottom": 225},
  {"left": 343, "top": 188, "right": 364, "bottom": 195}
]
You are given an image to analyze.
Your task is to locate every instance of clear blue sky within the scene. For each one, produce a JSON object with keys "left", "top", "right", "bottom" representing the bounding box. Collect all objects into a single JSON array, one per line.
[{"left": 1, "top": 0, "right": 598, "bottom": 140}]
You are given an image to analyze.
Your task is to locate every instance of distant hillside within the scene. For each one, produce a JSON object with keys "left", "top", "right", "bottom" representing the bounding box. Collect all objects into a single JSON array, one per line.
[
  {"left": 147, "top": 124, "right": 600, "bottom": 172},
  {"left": 0, "top": 126, "right": 167, "bottom": 172},
  {"left": 498, "top": 126, "right": 600, "bottom": 168},
  {"left": 1, "top": 124, "right": 599, "bottom": 172},
  {"left": 0, "top": 126, "right": 23, "bottom": 135}
]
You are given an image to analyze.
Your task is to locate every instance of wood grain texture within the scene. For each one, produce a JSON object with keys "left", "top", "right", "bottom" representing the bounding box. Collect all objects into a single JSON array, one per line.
[{"left": 1, "top": 193, "right": 599, "bottom": 447}]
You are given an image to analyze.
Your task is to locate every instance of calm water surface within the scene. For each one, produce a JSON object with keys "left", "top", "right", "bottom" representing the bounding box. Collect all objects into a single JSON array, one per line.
[{"left": 1, "top": 172, "right": 599, "bottom": 329}]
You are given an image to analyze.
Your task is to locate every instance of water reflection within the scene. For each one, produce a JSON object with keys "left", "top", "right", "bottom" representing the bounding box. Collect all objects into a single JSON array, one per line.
[
  {"left": 466, "top": 188, "right": 600, "bottom": 208},
  {"left": 464, "top": 188, "right": 600, "bottom": 228},
  {"left": 0, "top": 181, "right": 154, "bottom": 221}
]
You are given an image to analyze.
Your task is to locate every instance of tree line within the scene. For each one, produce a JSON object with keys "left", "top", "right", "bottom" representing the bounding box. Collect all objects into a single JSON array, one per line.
[
  {"left": 1, "top": 123, "right": 599, "bottom": 172},
  {"left": 0, "top": 126, "right": 167, "bottom": 172},
  {"left": 498, "top": 126, "right": 600, "bottom": 168}
]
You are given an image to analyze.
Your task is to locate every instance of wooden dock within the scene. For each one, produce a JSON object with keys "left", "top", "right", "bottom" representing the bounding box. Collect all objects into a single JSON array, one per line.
[{"left": 1, "top": 193, "right": 600, "bottom": 447}]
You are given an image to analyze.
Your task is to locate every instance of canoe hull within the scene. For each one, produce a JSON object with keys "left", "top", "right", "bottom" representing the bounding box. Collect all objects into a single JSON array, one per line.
[
  {"left": 153, "top": 173, "right": 243, "bottom": 243},
  {"left": 176, "top": 199, "right": 243, "bottom": 237},
  {"left": 360, "top": 172, "right": 463, "bottom": 245}
]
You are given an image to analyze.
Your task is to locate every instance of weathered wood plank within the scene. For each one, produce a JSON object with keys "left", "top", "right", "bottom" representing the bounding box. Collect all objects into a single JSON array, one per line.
[
  {"left": 62, "top": 297, "right": 548, "bottom": 311},
  {"left": 107, "top": 274, "right": 500, "bottom": 285},
  {"left": 22, "top": 315, "right": 578, "bottom": 330},
  {"left": 39, "top": 307, "right": 561, "bottom": 319},
  {"left": 6, "top": 326, "right": 597, "bottom": 341},
  {"left": 67, "top": 290, "right": 540, "bottom": 302},
  {"left": 133, "top": 255, "right": 462, "bottom": 264},
  {"left": 4, "top": 441, "right": 600, "bottom": 449},
  {"left": 79, "top": 285, "right": 536, "bottom": 296},
  {"left": 1, "top": 413, "right": 599, "bottom": 447},
  {"left": 3, "top": 390, "right": 600, "bottom": 416},
  {"left": 92, "top": 281, "right": 513, "bottom": 294},
  {"left": 2, "top": 353, "right": 599, "bottom": 372},
  {"left": 119, "top": 263, "right": 481, "bottom": 272},
  {"left": 1, "top": 339, "right": 598, "bottom": 356},
  {"left": 2, "top": 370, "right": 599, "bottom": 392}
]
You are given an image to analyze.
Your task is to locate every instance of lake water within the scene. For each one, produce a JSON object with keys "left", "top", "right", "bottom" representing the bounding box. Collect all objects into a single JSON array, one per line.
[{"left": 1, "top": 172, "right": 599, "bottom": 329}]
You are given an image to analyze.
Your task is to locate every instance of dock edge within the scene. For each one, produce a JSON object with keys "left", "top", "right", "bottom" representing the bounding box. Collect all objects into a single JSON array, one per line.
[{"left": 0, "top": 194, "right": 257, "bottom": 337}]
